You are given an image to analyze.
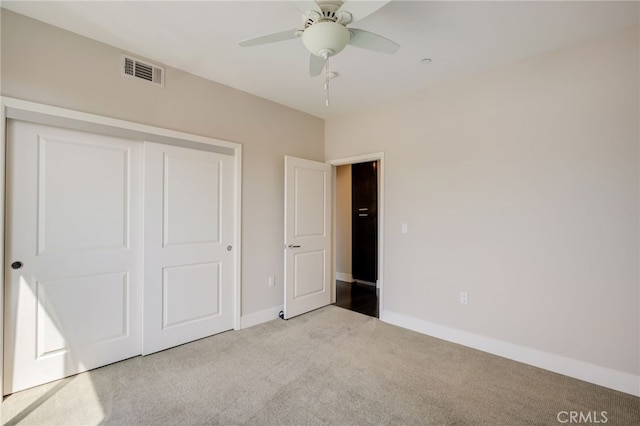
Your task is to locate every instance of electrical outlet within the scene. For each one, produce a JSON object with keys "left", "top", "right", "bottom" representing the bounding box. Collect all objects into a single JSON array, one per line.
[
  {"left": 460, "top": 291, "right": 468, "bottom": 305},
  {"left": 268, "top": 276, "right": 275, "bottom": 287}
]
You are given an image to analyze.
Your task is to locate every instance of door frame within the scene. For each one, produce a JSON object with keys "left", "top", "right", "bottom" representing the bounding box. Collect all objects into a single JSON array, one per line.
[
  {"left": 0, "top": 97, "right": 243, "bottom": 395},
  {"left": 328, "top": 152, "right": 385, "bottom": 313}
]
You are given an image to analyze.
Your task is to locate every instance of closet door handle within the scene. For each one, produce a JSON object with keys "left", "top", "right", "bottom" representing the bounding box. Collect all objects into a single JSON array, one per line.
[{"left": 287, "top": 244, "right": 301, "bottom": 248}]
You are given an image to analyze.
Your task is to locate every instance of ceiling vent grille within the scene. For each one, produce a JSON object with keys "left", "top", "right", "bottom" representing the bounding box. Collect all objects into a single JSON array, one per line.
[{"left": 122, "top": 55, "right": 164, "bottom": 87}]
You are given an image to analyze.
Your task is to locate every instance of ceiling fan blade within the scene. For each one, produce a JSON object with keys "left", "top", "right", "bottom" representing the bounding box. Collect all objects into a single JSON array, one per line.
[
  {"left": 337, "top": 0, "right": 391, "bottom": 23},
  {"left": 309, "top": 54, "right": 327, "bottom": 77},
  {"left": 293, "top": 0, "right": 321, "bottom": 15},
  {"left": 238, "top": 29, "right": 300, "bottom": 47},
  {"left": 348, "top": 28, "right": 399, "bottom": 54}
]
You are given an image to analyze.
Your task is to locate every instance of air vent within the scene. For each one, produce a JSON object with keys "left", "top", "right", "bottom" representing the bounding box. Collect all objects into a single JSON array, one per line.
[{"left": 122, "top": 55, "right": 164, "bottom": 87}]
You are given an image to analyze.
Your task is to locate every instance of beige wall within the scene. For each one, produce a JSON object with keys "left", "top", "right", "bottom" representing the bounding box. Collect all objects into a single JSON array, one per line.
[
  {"left": 0, "top": 10, "right": 324, "bottom": 317},
  {"left": 336, "top": 165, "right": 352, "bottom": 279},
  {"left": 326, "top": 28, "right": 640, "bottom": 377},
  {"left": 3, "top": 6, "right": 639, "bottom": 392}
]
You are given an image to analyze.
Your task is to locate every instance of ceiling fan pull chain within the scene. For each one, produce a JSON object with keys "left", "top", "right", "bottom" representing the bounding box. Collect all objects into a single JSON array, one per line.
[
  {"left": 325, "top": 81, "right": 330, "bottom": 107},
  {"left": 325, "top": 56, "right": 331, "bottom": 106}
]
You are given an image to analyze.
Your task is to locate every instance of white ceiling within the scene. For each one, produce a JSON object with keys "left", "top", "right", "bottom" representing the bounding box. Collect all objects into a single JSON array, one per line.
[{"left": 2, "top": 1, "right": 638, "bottom": 119}]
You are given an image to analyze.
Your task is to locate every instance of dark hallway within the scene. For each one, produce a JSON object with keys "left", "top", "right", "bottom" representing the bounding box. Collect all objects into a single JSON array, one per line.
[{"left": 334, "top": 280, "right": 378, "bottom": 318}]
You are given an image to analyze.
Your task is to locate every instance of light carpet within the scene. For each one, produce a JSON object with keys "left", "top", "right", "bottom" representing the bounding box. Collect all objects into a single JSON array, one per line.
[{"left": 1, "top": 306, "right": 638, "bottom": 425}]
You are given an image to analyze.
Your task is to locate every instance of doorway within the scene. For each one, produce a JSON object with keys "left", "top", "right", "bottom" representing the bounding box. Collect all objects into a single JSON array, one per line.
[{"left": 332, "top": 154, "right": 384, "bottom": 318}]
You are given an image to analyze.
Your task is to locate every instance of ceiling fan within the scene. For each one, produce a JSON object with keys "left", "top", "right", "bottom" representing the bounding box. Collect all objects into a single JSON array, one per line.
[{"left": 238, "top": 0, "right": 400, "bottom": 77}]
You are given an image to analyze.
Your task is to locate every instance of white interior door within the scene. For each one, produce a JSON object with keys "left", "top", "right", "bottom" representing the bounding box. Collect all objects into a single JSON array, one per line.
[
  {"left": 283, "top": 156, "right": 332, "bottom": 319},
  {"left": 143, "top": 142, "right": 235, "bottom": 355},
  {"left": 4, "top": 120, "right": 143, "bottom": 395}
]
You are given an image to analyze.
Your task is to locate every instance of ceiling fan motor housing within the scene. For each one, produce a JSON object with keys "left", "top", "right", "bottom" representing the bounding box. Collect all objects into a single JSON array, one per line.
[{"left": 302, "top": 21, "right": 351, "bottom": 58}]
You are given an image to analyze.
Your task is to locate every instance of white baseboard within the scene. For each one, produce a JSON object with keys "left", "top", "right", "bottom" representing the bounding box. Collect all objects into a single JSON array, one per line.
[
  {"left": 336, "top": 272, "right": 354, "bottom": 282},
  {"left": 380, "top": 310, "right": 640, "bottom": 397},
  {"left": 240, "top": 305, "right": 283, "bottom": 329}
]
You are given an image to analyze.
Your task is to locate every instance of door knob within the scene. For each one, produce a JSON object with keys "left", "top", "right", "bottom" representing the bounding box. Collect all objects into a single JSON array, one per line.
[
  {"left": 11, "top": 261, "right": 23, "bottom": 270},
  {"left": 287, "top": 244, "right": 301, "bottom": 248}
]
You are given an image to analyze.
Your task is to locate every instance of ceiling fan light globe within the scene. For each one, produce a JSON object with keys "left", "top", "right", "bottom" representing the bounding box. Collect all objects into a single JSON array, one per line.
[{"left": 302, "top": 22, "right": 350, "bottom": 57}]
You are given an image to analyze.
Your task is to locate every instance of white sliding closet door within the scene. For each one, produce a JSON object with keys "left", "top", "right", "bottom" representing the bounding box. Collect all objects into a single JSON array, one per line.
[
  {"left": 142, "top": 142, "right": 235, "bottom": 355},
  {"left": 3, "top": 119, "right": 238, "bottom": 395},
  {"left": 4, "top": 120, "right": 143, "bottom": 394}
]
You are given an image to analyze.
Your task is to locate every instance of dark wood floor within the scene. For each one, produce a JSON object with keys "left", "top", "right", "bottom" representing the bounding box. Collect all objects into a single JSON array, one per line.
[{"left": 334, "top": 280, "right": 378, "bottom": 318}]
